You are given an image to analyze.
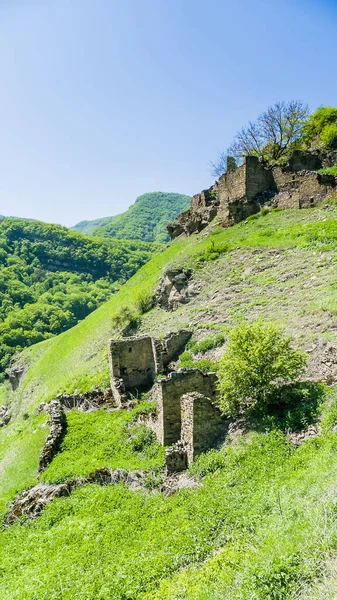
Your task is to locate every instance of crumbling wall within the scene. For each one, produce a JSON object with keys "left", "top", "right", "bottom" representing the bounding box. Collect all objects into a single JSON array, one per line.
[
  {"left": 39, "top": 400, "right": 66, "bottom": 473},
  {"left": 153, "top": 369, "right": 218, "bottom": 446},
  {"left": 165, "top": 441, "right": 188, "bottom": 474},
  {"left": 272, "top": 169, "right": 336, "bottom": 209},
  {"left": 167, "top": 151, "right": 337, "bottom": 239},
  {"left": 109, "top": 336, "right": 157, "bottom": 405},
  {"left": 180, "top": 392, "right": 224, "bottom": 463},
  {"left": 109, "top": 331, "right": 192, "bottom": 406}
]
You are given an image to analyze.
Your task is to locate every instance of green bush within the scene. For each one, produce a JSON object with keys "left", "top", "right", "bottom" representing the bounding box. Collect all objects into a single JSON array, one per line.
[
  {"left": 135, "top": 291, "right": 155, "bottom": 314},
  {"left": 303, "top": 106, "right": 337, "bottom": 147},
  {"left": 217, "top": 320, "right": 307, "bottom": 416},
  {"left": 321, "top": 123, "right": 337, "bottom": 149},
  {"left": 127, "top": 425, "right": 157, "bottom": 452}
]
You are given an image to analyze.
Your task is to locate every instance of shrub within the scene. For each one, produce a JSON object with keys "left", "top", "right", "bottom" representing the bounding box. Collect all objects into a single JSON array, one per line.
[
  {"left": 127, "top": 425, "right": 156, "bottom": 452},
  {"left": 135, "top": 291, "right": 155, "bottom": 314},
  {"left": 111, "top": 305, "right": 140, "bottom": 333},
  {"left": 199, "top": 239, "right": 231, "bottom": 262},
  {"left": 217, "top": 320, "right": 307, "bottom": 416}
]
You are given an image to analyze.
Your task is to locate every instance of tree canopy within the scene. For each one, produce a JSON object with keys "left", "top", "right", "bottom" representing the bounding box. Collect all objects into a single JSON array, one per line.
[{"left": 0, "top": 218, "right": 158, "bottom": 379}]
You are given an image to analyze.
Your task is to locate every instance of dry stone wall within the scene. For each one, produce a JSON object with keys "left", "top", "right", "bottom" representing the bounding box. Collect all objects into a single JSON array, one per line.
[{"left": 152, "top": 369, "right": 218, "bottom": 446}]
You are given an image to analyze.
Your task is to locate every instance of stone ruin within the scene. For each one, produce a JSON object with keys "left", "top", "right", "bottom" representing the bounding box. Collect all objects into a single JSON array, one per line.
[
  {"left": 168, "top": 150, "right": 337, "bottom": 239},
  {"left": 152, "top": 370, "right": 224, "bottom": 473},
  {"left": 108, "top": 331, "right": 225, "bottom": 473},
  {"left": 108, "top": 330, "right": 192, "bottom": 406}
]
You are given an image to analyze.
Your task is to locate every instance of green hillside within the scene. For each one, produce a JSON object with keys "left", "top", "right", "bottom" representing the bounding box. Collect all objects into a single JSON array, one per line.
[
  {"left": 70, "top": 215, "right": 112, "bottom": 236},
  {"left": 3, "top": 206, "right": 337, "bottom": 597},
  {"left": 0, "top": 207, "right": 337, "bottom": 600},
  {"left": 0, "top": 217, "right": 158, "bottom": 379},
  {"left": 72, "top": 192, "right": 191, "bottom": 242}
]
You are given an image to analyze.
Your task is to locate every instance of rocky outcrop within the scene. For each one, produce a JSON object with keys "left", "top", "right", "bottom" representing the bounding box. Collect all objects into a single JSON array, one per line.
[
  {"left": 307, "top": 340, "right": 337, "bottom": 385},
  {"left": 288, "top": 425, "right": 320, "bottom": 447},
  {"left": 156, "top": 268, "right": 193, "bottom": 311},
  {"left": 38, "top": 400, "right": 66, "bottom": 473},
  {"left": 0, "top": 404, "right": 11, "bottom": 427},
  {"left": 6, "top": 359, "right": 27, "bottom": 391},
  {"left": 4, "top": 468, "right": 146, "bottom": 525},
  {"left": 5, "top": 483, "right": 71, "bottom": 525}
]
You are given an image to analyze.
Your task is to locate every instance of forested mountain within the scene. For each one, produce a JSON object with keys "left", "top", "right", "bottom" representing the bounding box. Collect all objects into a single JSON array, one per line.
[
  {"left": 72, "top": 192, "right": 191, "bottom": 243},
  {"left": 0, "top": 217, "right": 158, "bottom": 379}
]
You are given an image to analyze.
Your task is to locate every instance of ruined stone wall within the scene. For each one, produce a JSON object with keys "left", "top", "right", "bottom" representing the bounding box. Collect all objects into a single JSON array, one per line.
[
  {"left": 109, "top": 332, "right": 192, "bottom": 406},
  {"left": 245, "top": 156, "right": 274, "bottom": 200},
  {"left": 153, "top": 370, "right": 218, "bottom": 446},
  {"left": 191, "top": 188, "right": 217, "bottom": 212},
  {"left": 109, "top": 336, "right": 156, "bottom": 394},
  {"left": 272, "top": 169, "right": 336, "bottom": 209},
  {"left": 180, "top": 392, "right": 224, "bottom": 463},
  {"left": 167, "top": 150, "right": 337, "bottom": 240},
  {"left": 161, "top": 330, "right": 192, "bottom": 365}
]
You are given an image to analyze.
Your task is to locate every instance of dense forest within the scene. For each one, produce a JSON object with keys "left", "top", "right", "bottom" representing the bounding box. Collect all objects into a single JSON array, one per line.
[
  {"left": 72, "top": 192, "right": 191, "bottom": 243},
  {"left": 0, "top": 217, "right": 159, "bottom": 379}
]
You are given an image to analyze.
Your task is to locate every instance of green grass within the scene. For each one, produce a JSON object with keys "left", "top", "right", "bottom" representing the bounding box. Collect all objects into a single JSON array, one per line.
[
  {"left": 41, "top": 407, "right": 165, "bottom": 484},
  {"left": 318, "top": 166, "right": 337, "bottom": 176},
  {"left": 2, "top": 413, "right": 337, "bottom": 599}
]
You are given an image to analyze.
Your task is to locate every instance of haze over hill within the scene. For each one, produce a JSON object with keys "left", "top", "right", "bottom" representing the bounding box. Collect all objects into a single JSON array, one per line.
[{"left": 72, "top": 192, "right": 191, "bottom": 243}]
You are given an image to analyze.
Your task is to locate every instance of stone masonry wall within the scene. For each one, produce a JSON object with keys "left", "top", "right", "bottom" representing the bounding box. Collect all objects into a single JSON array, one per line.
[
  {"left": 168, "top": 151, "right": 337, "bottom": 239},
  {"left": 109, "top": 331, "right": 191, "bottom": 406},
  {"left": 153, "top": 370, "right": 218, "bottom": 446},
  {"left": 180, "top": 392, "right": 224, "bottom": 463}
]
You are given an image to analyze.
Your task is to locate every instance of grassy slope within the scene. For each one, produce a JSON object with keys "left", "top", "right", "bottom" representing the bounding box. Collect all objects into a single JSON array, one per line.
[{"left": 3, "top": 207, "right": 337, "bottom": 597}]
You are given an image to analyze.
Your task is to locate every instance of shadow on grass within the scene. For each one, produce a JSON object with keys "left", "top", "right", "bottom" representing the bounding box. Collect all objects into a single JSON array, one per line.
[{"left": 246, "top": 381, "right": 326, "bottom": 433}]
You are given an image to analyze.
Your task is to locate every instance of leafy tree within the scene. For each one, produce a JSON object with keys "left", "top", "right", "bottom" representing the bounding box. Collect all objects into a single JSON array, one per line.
[
  {"left": 217, "top": 320, "right": 307, "bottom": 416},
  {"left": 211, "top": 101, "right": 309, "bottom": 175},
  {"left": 0, "top": 217, "right": 159, "bottom": 380},
  {"left": 303, "top": 106, "right": 337, "bottom": 149}
]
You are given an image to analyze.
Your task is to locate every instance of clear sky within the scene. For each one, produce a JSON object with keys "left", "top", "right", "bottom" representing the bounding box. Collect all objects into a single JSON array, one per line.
[{"left": 0, "top": 0, "right": 336, "bottom": 227}]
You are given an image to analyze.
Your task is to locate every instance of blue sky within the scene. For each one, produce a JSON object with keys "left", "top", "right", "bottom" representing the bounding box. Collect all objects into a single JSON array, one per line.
[{"left": 0, "top": 0, "right": 336, "bottom": 226}]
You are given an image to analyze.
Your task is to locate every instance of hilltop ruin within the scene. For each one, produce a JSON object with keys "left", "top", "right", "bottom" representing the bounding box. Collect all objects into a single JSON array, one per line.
[{"left": 168, "top": 150, "right": 337, "bottom": 239}]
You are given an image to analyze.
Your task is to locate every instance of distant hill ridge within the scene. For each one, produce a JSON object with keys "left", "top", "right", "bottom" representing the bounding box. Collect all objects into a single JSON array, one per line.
[{"left": 71, "top": 191, "right": 191, "bottom": 243}]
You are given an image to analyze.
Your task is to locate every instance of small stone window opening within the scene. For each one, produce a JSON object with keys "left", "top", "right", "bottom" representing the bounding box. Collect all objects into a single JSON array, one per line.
[{"left": 129, "top": 347, "right": 132, "bottom": 353}]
